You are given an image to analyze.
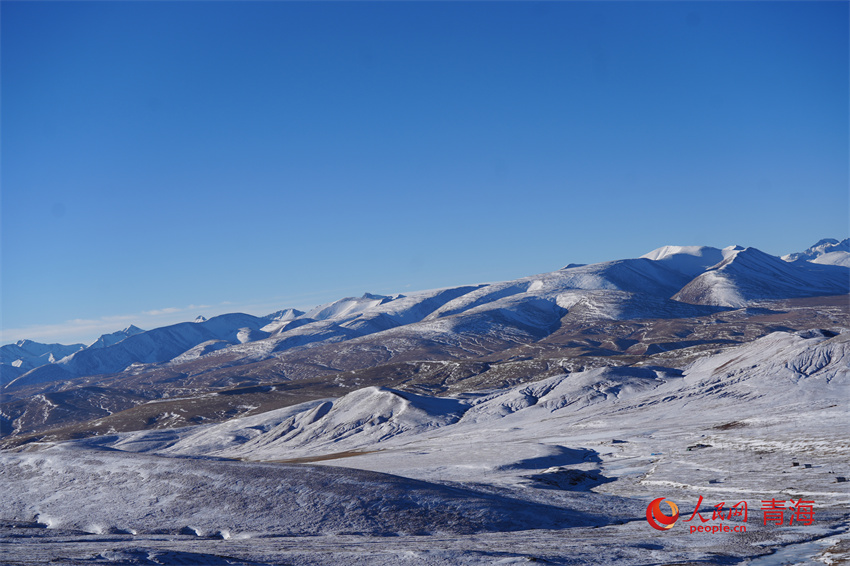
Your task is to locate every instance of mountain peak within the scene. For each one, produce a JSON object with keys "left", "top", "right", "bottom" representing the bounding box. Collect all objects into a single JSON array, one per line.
[
  {"left": 194, "top": 316, "right": 208, "bottom": 323},
  {"left": 673, "top": 245, "right": 849, "bottom": 307},
  {"left": 782, "top": 238, "right": 850, "bottom": 264},
  {"left": 640, "top": 245, "right": 728, "bottom": 278},
  {"left": 263, "top": 308, "right": 304, "bottom": 322},
  {"left": 87, "top": 325, "right": 147, "bottom": 349}
]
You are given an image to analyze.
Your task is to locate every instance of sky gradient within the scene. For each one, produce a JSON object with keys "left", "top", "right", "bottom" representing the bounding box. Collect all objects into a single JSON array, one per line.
[{"left": 2, "top": 1, "right": 848, "bottom": 345}]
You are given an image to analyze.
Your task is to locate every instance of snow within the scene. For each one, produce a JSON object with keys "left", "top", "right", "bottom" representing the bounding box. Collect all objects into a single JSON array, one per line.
[
  {"left": 3, "top": 443, "right": 604, "bottom": 538},
  {"left": 168, "top": 339, "right": 232, "bottom": 364},
  {"left": 86, "top": 325, "right": 145, "bottom": 350},
  {"left": 674, "top": 247, "right": 849, "bottom": 307},
  {"left": 783, "top": 238, "right": 850, "bottom": 263},
  {"left": 5, "top": 241, "right": 847, "bottom": 394},
  {"left": 813, "top": 250, "right": 850, "bottom": 267},
  {"left": 0, "top": 340, "right": 85, "bottom": 376},
  {"left": 304, "top": 294, "right": 393, "bottom": 321},
  {"left": 1, "top": 330, "right": 849, "bottom": 564},
  {"left": 98, "top": 332, "right": 850, "bottom": 485},
  {"left": 5, "top": 313, "right": 271, "bottom": 389},
  {"left": 25, "top": 329, "right": 848, "bottom": 485},
  {"left": 236, "top": 327, "right": 270, "bottom": 344},
  {"left": 640, "top": 245, "right": 728, "bottom": 277},
  {"left": 259, "top": 308, "right": 305, "bottom": 333}
]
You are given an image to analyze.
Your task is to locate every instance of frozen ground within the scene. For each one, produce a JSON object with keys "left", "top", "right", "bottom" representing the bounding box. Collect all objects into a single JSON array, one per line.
[{"left": 2, "top": 330, "right": 848, "bottom": 565}]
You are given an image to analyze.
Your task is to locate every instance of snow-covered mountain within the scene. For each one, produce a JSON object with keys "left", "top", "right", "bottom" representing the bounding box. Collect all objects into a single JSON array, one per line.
[
  {"left": 3, "top": 240, "right": 847, "bottom": 394},
  {"left": 85, "top": 325, "right": 145, "bottom": 350},
  {"left": 783, "top": 237, "right": 850, "bottom": 266},
  {"left": 0, "top": 326, "right": 140, "bottom": 383},
  {"left": 4, "top": 313, "right": 269, "bottom": 389},
  {"left": 259, "top": 307, "right": 305, "bottom": 333},
  {"left": 0, "top": 340, "right": 85, "bottom": 383},
  {"left": 672, "top": 246, "right": 848, "bottom": 307}
]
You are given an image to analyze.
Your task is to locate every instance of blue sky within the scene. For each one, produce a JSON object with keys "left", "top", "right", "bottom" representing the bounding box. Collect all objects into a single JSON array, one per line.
[{"left": 2, "top": 1, "right": 848, "bottom": 345}]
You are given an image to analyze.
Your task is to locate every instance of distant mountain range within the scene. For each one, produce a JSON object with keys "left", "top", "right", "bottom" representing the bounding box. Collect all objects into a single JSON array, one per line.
[
  {"left": 1, "top": 238, "right": 847, "bottom": 440},
  {"left": 2, "top": 239, "right": 847, "bottom": 392},
  {"left": 0, "top": 340, "right": 85, "bottom": 373}
]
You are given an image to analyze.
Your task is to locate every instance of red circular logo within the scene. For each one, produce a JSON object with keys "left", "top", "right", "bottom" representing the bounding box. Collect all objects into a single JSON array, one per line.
[{"left": 646, "top": 497, "right": 679, "bottom": 530}]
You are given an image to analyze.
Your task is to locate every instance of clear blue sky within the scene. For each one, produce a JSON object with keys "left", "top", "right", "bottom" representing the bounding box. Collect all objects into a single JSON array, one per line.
[{"left": 2, "top": 1, "right": 848, "bottom": 345}]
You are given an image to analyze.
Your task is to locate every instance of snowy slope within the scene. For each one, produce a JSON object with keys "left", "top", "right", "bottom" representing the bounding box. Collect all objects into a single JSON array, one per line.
[
  {"left": 184, "top": 388, "right": 463, "bottom": 460},
  {"left": 414, "top": 259, "right": 695, "bottom": 332},
  {"left": 0, "top": 443, "right": 604, "bottom": 538},
  {"left": 303, "top": 293, "right": 395, "bottom": 321},
  {"left": 89, "top": 329, "right": 848, "bottom": 479},
  {"left": 298, "top": 288, "right": 484, "bottom": 327},
  {"left": 554, "top": 290, "right": 727, "bottom": 321},
  {"left": 812, "top": 251, "right": 850, "bottom": 267},
  {"left": 673, "top": 247, "right": 849, "bottom": 307},
  {"left": 259, "top": 308, "right": 305, "bottom": 333},
  {"left": 640, "top": 244, "right": 741, "bottom": 278},
  {"left": 253, "top": 286, "right": 486, "bottom": 353}
]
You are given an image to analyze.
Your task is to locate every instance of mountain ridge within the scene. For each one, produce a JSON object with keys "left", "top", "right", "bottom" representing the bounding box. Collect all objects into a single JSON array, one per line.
[{"left": 3, "top": 240, "right": 847, "bottom": 394}]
